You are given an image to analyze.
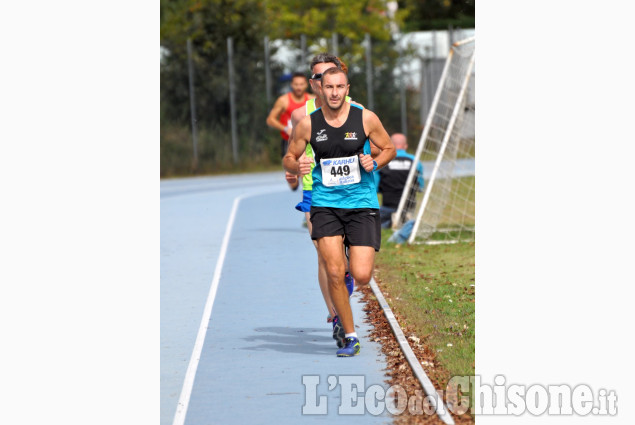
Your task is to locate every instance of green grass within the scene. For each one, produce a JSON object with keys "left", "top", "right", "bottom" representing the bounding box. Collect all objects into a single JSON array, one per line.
[
  {"left": 374, "top": 229, "right": 475, "bottom": 378},
  {"left": 407, "top": 175, "right": 475, "bottom": 243},
  {"left": 417, "top": 137, "right": 475, "bottom": 162}
]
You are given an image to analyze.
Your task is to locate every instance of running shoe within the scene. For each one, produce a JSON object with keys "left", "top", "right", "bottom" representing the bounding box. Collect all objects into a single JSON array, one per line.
[
  {"left": 344, "top": 272, "right": 354, "bottom": 296},
  {"left": 332, "top": 315, "right": 346, "bottom": 348},
  {"left": 336, "top": 337, "right": 361, "bottom": 357},
  {"left": 326, "top": 313, "right": 333, "bottom": 323}
]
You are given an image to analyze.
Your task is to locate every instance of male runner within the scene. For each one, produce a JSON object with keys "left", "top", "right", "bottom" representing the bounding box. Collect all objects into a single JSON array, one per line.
[
  {"left": 266, "top": 71, "right": 314, "bottom": 190},
  {"left": 286, "top": 54, "right": 380, "bottom": 347},
  {"left": 284, "top": 67, "right": 396, "bottom": 356},
  {"left": 284, "top": 54, "right": 351, "bottom": 340}
]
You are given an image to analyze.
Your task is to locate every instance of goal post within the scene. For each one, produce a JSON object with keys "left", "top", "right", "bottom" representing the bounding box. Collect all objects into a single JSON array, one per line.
[{"left": 392, "top": 36, "right": 475, "bottom": 244}]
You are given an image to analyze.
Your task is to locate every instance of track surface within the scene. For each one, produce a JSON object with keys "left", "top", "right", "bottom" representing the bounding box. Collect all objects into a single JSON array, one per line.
[{"left": 161, "top": 172, "right": 393, "bottom": 425}]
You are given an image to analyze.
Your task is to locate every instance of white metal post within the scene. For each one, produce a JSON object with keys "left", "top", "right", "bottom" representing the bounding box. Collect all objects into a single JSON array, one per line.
[
  {"left": 393, "top": 47, "right": 455, "bottom": 227},
  {"left": 264, "top": 36, "right": 272, "bottom": 105},
  {"left": 331, "top": 32, "right": 338, "bottom": 56},
  {"left": 408, "top": 44, "right": 475, "bottom": 244},
  {"left": 365, "top": 33, "right": 374, "bottom": 110},
  {"left": 399, "top": 39, "right": 407, "bottom": 138},
  {"left": 186, "top": 38, "right": 199, "bottom": 172},
  {"left": 227, "top": 37, "right": 239, "bottom": 164}
]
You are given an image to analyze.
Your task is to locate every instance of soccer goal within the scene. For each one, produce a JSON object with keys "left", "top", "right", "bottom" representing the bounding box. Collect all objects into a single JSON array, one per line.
[{"left": 393, "top": 36, "right": 475, "bottom": 245}]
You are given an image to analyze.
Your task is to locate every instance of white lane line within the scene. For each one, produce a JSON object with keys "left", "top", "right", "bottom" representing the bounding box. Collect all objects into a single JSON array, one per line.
[
  {"left": 171, "top": 195, "right": 242, "bottom": 425},
  {"left": 369, "top": 277, "right": 455, "bottom": 425},
  {"left": 160, "top": 174, "right": 282, "bottom": 192},
  {"left": 171, "top": 187, "right": 287, "bottom": 425},
  {"left": 161, "top": 178, "right": 281, "bottom": 193}
]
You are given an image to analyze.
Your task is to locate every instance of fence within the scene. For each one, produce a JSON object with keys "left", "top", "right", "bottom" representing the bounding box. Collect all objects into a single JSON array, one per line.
[{"left": 160, "top": 28, "right": 475, "bottom": 177}]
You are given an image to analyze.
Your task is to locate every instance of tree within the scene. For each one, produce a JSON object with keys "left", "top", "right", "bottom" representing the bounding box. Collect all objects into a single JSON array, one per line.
[
  {"left": 264, "top": 0, "right": 407, "bottom": 44},
  {"left": 399, "top": 0, "right": 475, "bottom": 31},
  {"left": 159, "top": 1, "right": 422, "bottom": 175}
]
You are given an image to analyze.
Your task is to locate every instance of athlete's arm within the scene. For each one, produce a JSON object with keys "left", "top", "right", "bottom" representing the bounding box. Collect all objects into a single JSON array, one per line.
[
  {"left": 369, "top": 143, "right": 381, "bottom": 158},
  {"left": 290, "top": 106, "right": 306, "bottom": 128},
  {"left": 283, "top": 115, "right": 312, "bottom": 176},
  {"left": 282, "top": 106, "right": 310, "bottom": 184},
  {"left": 349, "top": 100, "right": 380, "bottom": 158},
  {"left": 359, "top": 109, "right": 396, "bottom": 172},
  {"left": 266, "top": 95, "right": 290, "bottom": 134}
]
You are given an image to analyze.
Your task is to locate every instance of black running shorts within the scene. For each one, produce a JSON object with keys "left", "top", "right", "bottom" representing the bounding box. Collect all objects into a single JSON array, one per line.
[{"left": 310, "top": 207, "right": 381, "bottom": 251}]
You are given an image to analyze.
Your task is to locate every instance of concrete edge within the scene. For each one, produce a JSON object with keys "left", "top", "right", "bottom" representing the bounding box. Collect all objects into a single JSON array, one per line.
[{"left": 368, "top": 277, "right": 455, "bottom": 425}]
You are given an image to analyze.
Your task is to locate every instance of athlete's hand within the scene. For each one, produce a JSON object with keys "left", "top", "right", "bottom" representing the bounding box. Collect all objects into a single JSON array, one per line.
[
  {"left": 298, "top": 155, "right": 314, "bottom": 176},
  {"left": 359, "top": 153, "right": 375, "bottom": 172},
  {"left": 285, "top": 171, "right": 298, "bottom": 185}
]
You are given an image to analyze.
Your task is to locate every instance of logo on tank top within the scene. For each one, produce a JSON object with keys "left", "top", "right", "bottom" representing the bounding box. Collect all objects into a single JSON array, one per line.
[
  {"left": 344, "top": 132, "right": 357, "bottom": 140},
  {"left": 316, "top": 129, "right": 328, "bottom": 142}
]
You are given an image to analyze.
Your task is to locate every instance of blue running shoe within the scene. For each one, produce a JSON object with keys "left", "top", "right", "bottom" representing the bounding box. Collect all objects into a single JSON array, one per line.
[
  {"left": 337, "top": 337, "right": 361, "bottom": 357},
  {"left": 344, "top": 272, "right": 354, "bottom": 296},
  {"left": 332, "top": 315, "right": 346, "bottom": 348}
]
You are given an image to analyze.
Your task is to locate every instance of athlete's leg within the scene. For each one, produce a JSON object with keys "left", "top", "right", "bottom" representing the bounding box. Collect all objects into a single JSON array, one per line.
[
  {"left": 306, "top": 212, "right": 336, "bottom": 317},
  {"left": 343, "top": 208, "right": 380, "bottom": 287},
  {"left": 347, "top": 245, "right": 376, "bottom": 286},
  {"left": 317, "top": 236, "right": 353, "bottom": 334},
  {"left": 343, "top": 244, "right": 354, "bottom": 295}
]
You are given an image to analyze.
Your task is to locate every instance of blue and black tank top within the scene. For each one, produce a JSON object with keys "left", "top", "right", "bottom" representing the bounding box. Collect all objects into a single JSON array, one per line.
[{"left": 309, "top": 104, "right": 379, "bottom": 209}]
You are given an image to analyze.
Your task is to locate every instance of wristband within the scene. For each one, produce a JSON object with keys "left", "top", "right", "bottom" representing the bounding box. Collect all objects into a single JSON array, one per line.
[{"left": 372, "top": 160, "right": 378, "bottom": 171}]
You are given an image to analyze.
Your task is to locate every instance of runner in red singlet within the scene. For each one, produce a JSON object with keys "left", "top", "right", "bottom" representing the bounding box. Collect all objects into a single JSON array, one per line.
[{"left": 266, "top": 72, "right": 315, "bottom": 190}]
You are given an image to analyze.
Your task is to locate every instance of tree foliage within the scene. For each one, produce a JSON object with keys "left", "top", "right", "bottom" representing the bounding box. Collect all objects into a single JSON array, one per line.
[
  {"left": 399, "top": 0, "right": 475, "bottom": 31},
  {"left": 264, "top": 0, "right": 408, "bottom": 42},
  {"left": 159, "top": 0, "right": 409, "bottom": 128},
  {"left": 161, "top": 0, "right": 268, "bottom": 54},
  {"left": 160, "top": 1, "right": 474, "bottom": 175}
]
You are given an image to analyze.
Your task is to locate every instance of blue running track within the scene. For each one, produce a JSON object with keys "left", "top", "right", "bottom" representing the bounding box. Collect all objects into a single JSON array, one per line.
[{"left": 161, "top": 172, "right": 391, "bottom": 425}]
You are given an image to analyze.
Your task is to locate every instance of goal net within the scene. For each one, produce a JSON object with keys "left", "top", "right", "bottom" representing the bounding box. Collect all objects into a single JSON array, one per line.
[{"left": 393, "top": 37, "right": 475, "bottom": 244}]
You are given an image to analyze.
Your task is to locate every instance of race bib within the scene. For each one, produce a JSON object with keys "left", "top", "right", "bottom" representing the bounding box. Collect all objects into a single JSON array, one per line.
[{"left": 320, "top": 155, "right": 361, "bottom": 187}]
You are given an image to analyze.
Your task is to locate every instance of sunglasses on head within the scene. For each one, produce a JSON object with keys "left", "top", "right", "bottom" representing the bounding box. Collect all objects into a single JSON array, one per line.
[{"left": 311, "top": 73, "right": 323, "bottom": 80}]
